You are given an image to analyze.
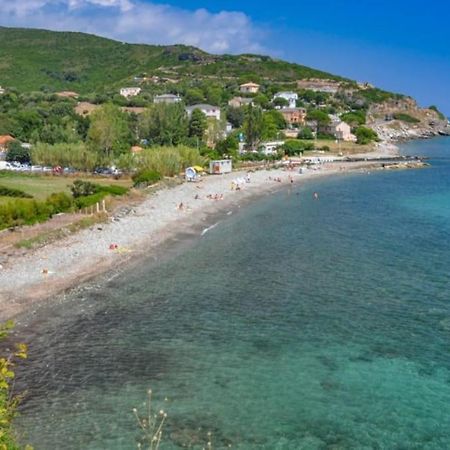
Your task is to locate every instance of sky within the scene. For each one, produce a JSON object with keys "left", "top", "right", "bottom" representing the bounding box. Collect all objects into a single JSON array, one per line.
[{"left": 1, "top": 0, "right": 449, "bottom": 114}]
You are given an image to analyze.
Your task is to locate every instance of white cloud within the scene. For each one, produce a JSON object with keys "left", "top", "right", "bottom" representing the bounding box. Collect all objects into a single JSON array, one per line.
[{"left": 0, "top": 0, "right": 266, "bottom": 54}]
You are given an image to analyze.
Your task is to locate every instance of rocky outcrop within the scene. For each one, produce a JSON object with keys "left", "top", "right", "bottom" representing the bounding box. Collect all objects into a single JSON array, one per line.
[{"left": 367, "top": 102, "right": 449, "bottom": 143}]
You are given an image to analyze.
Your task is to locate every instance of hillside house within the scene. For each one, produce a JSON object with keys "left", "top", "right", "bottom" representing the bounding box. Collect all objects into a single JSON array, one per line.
[
  {"left": 239, "top": 82, "right": 260, "bottom": 94},
  {"left": 228, "top": 97, "right": 254, "bottom": 108},
  {"left": 153, "top": 94, "right": 182, "bottom": 104},
  {"left": 273, "top": 91, "right": 298, "bottom": 108},
  {"left": 0, "top": 135, "right": 15, "bottom": 151},
  {"left": 120, "top": 87, "right": 142, "bottom": 98},
  {"left": 280, "top": 108, "right": 307, "bottom": 126},
  {"left": 186, "top": 104, "right": 221, "bottom": 121},
  {"left": 323, "top": 120, "right": 356, "bottom": 141}
]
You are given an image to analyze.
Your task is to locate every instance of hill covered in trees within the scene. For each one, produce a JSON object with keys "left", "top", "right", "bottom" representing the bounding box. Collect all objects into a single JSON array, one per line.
[{"left": 0, "top": 26, "right": 346, "bottom": 94}]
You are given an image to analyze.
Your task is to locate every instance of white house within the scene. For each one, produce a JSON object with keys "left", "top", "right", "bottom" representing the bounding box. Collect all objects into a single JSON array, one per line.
[
  {"left": 259, "top": 140, "right": 285, "bottom": 155},
  {"left": 273, "top": 91, "right": 298, "bottom": 108},
  {"left": 186, "top": 104, "right": 221, "bottom": 121},
  {"left": 153, "top": 94, "right": 182, "bottom": 104},
  {"left": 0, "top": 86, "right": 5, "bottom": 95},
  {"left": 239, "top": 82, "right": 260, "bottom": 94},
  {"left": 120, "top": 87, "right": 142, "bottom": 98}
]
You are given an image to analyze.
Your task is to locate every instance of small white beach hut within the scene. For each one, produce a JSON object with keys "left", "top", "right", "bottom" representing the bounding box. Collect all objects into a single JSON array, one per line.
[{"left": 209, "top": 159, "right": 232, "bottom": 175}]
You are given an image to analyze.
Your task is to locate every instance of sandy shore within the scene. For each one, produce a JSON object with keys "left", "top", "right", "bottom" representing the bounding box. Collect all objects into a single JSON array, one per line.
[{"left": 0, "top": 158, "right": 399, "bottom": 320}]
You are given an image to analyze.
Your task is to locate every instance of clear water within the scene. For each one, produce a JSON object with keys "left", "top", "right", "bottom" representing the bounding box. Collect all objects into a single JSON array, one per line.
[{"left": 13, "top": 137, "right": 450, "bottom": 449}]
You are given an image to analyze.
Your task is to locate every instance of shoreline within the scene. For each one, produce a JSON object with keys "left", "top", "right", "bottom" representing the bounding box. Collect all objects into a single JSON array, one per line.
[{"left": 0, "top": 149, "right": 424, "bottom": 321}]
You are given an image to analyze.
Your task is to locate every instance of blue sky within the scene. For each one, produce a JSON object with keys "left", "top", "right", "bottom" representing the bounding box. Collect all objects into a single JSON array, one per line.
[{"left": 1, "top": 0, "right": 449, "bottom": 114}]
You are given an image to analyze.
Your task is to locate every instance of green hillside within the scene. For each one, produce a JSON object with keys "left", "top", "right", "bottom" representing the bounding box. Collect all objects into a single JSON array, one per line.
[{"left": 0, "top": 27, "right": 346, "bottom": 93}]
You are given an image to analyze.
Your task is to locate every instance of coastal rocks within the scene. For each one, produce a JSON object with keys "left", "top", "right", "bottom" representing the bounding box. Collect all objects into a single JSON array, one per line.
[{"left": 382, "top": 161, "right": 430, "bottom": 170}]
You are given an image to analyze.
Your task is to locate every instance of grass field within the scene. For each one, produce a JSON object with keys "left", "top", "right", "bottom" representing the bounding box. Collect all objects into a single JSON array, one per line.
[
  {"left": 0, "top": 172, "right": 132, "bottom": 200},
  {"left": 312, "top": 139, "right": 375, "bottom": 154}
]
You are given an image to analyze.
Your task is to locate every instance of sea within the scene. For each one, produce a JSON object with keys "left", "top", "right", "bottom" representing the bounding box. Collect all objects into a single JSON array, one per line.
[{"left": 12, "top": 136, "right": 450, "bottom": 449}]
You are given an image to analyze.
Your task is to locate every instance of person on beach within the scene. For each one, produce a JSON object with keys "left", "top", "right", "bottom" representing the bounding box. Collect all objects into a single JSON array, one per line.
[{"left": 178, "top": 202, "right": 184, "bottom": 210}]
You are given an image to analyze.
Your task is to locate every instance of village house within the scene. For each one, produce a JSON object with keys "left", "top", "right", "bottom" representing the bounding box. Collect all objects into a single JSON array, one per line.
[
  {"left": 296, "top": 78, "right": 341, "bottom": 94},
  {"left": 153, "top": 94, "right": 182, "bottom": 104},
  {"left": 186, "top": 104, "right": 221, "bottom": 121},
  {"left": 0, "top": 135, "right": 15, "bottom": 151},
  {"left": 239, "top": 82, "right": 260, "bottom": 94},
  {"left": 259, "top": 140, "right": 285, "bottom": 155},
  {"left": 280, "top": 108, "right": 307, "bottom": 126},
  {"left": 273, "top": 91, "right": 298, "bottom": 108},
  {"left": 228, "top": 97, "right": 254, "bottom": 108},
  {"left": 119, "top": 87, "right": 142, "bottom": 98},
  {"left": 323, "top": 119, "right": 356, "bottom": 142},
  {"left": 0, "top": 86, "right": 5, "bottom": 95}
]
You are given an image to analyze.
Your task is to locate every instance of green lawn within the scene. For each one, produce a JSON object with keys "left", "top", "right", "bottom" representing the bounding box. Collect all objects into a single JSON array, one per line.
[{"left": 0, "top": 172, "right": 132, "bottom": 200}]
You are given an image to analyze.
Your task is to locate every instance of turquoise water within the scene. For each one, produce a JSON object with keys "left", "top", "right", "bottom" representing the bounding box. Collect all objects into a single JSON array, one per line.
[{"left": 13, "top": 137, "right": 450, "bottom": 449}]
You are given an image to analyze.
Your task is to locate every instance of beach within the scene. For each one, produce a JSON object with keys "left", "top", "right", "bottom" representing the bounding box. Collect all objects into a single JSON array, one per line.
[{"left": 0, "top": 145, "right": 409, "bottom": 321}]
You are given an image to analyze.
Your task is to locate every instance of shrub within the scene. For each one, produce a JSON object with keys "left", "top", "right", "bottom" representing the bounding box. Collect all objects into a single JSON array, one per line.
[
  {"left": 132, "top": 170, "right": 161, "bottom": 187},
  {"left": 0, "top": 321, "right": 28, "bottom": 450},
  {"left": 282, "top": 140, "right": 314, "bottom": 156},
  {"left": 70, "top": 180, "right": 128, "bottom": 198},
  {"left": 74, "top": 192, "right": 106, "bottom": 209},
  {"left": 0, "top": 185, "right": 33, "bottom": 198},
  {"left": 429, "top": 105, "right": 445, "bottom": 120},
  {"left": 99, "top": 185, "right": 128, "bottom": 196},
  {"left": 6, "top": 141, "right": 31, "bottom": 164},
  {"left": 46, "top": 192, "right": 74, "bottom": 214},
  {"left": 341, "top": 111, "right": 366, "bottom": 126},
  {"left": 393, "top": 113, "right": 420, "bottom": 124},
  {"left": 71, "top": 180, "right": 99, "bottom": 198},
  {"left": 355, "top": 126, "right": 379, "bottom": 144},
  {"left": 138, "top": 146, "right": 204, "bottom": 177}
]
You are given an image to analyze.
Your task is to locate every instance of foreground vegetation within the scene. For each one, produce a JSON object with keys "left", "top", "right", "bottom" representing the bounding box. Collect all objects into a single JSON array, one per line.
[{"left": 0, "top": 322, "right": 29, "bottom": 450}]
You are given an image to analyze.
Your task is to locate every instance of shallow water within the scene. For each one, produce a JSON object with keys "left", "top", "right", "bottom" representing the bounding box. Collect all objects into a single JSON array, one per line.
[{"left": 13, "top": 137, "right": 450, "bottom": 449}]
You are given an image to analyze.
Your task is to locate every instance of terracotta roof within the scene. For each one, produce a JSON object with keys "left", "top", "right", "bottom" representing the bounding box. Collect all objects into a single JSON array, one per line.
[{"left": 0, "top": 135, "right": 15, "bottom": 146}]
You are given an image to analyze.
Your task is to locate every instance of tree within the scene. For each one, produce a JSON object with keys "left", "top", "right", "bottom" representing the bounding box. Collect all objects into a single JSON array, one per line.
[
  {"left": 189, "top": 108, "right": 207, "bottom": 140},
  {"left": 243, "top": 105, "right": 264, "bottom": 151},
  {"left": 6, "top": 141, "right": 31, "bottom": 164},
  {"left": 215, "top": 133, "right": 239, "bottom": 158},
  {"left": 264, "top": 110, "right": 286, "bottom": 130},
  {"left": 282, "top": 139, "right": 314, "bottom": 156},
  {"left": 355, "top": 126, "right": 379, "bottom": 144},
  {"left": 226, "top": 107, "right": 245, "bottom": 128},
  {"left": 87, "top": 103, "right": 132, "bottom": 159},
  {"left": 253, "top": 94, "right": 270, "bottom": 109},
  {"left": 185, "top": 88, "right": 204, "bottom": 105},
  {"left": 341, "top": 111, "right": 366, "bottom": 127},
  {"left": 273, "top": 97, "right": 289, "bottom": 109},
  {"left": 306, "top": 109, "right": 330, "bottom": 126},
  {"left": 139, "top": 103, "right": 188, "bottom": 146},
  {"left": 297, "top": 126, "right": 314, "bottom": 140}
]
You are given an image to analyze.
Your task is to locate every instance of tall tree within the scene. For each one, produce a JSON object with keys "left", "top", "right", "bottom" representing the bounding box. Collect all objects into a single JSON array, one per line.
[
  {"left": 243, "top": 105, "right": 264, "bottom": 151},
  {"left": 87, "top": 103, "right": 131, "bottom": 159},
  {"left": 189, "top": 108, "right": 207, "bottom": 140},
  {"left": 139, "top": 103, "right": 188, "bottom": 146}
]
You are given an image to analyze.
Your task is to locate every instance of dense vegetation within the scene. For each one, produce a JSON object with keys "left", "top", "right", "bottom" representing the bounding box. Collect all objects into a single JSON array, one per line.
[
  {"left": 0, "top": 180, "right": 128, "bottom": 230},
  {"left": 0, "top": 27, "right": 344, "bottom": 94}
]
